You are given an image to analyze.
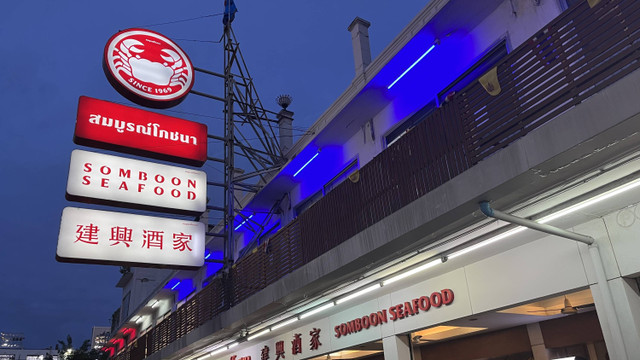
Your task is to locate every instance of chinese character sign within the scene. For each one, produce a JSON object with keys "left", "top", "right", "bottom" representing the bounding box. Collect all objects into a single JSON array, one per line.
[{"left": 57, "top": 207, "right": 204, "bottom": 268}]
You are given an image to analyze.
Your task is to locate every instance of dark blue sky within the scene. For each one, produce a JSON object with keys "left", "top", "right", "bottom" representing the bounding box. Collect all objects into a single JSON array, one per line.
[{"left": 0, "top": 0, "right": 429, "bottom": 349}]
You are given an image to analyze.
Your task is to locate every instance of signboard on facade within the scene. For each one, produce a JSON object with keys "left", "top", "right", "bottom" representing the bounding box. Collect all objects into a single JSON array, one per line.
[
  {"left": 66, "top": 149, "right": 207, "bottom": 215},
  {"left": 57, "top": 207, "right": 205, "bottom": 269},
  {"left": 74, "top": 96, "right": 207, "bottom": 166},
  {"left": 103, "top": 28, "right": 194, "bottom": 108}
]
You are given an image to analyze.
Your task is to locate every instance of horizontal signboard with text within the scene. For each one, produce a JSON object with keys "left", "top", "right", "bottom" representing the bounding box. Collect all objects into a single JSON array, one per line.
[
  {"left": 57, "top": 207, "right": 204, "bottom": 269},
  {"left": 66, "top": 149, "right": 206, "bottom": 215},
  {"left": 74, "top": 96, "right": 207, "bottom": 166}
]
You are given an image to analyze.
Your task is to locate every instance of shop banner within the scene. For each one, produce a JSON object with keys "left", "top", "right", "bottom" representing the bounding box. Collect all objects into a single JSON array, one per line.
[
  {"left": 74, "top": 96, "right": 207, "bottom": 166},
  {"left": 57, "top": 207, "right": 204, "bottom": 269},
  {"left": 66, "top": 149, "right": 206, "bottom": 215}
]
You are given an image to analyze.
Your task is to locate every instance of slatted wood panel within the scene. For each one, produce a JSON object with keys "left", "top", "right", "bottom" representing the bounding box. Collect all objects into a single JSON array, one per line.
[
  {"left": 146, "top": 277, "right": 229, "bottom": 355},
  {"left": 231, "top": 220, "right": 304, "bottom": 303},
  {"left": 129, "top": 335, "right": 146, "bottom": 360},
  {"left": 112, "top": 2, "right": 640, "bottom": 359},
  {"left": 462, "top": 0, "right": 640, "bottom": 164}
]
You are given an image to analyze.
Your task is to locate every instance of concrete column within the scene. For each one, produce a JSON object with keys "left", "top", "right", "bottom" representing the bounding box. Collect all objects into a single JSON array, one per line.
[
  {"left": 347, "top": 17, "right": 372, "bottom": 76},
  {"left": 526, "top": 323, "right": 550, "bottom": 360},
  {"left": 277, "top": 109, "right": 294, "bottom": 156},
  {"left": 383, "top": 335, "right": 412, "bottom": 360},
  {"left": 605, "top": 277, "right": 640, "bottom": 356}
]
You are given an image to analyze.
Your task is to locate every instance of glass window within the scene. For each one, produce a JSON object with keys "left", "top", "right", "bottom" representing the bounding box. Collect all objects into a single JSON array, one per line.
[
  {"left": 120, "top": 291, "right": 131, "bottom": 322},
  {"left": 385, "top": 100, "right": 437, "bottom": 148},
  {"left": 294, "top": 190, "right": 323, "bottom": 217},
  {"left": 437, "top": 38, "right": 509, "bottom": 104},
  {"left": 560, "top": 0, "right": 582, "bottom": 11},
  {"left": 323, "top": 158, "right": 359, "bottom": 195}
]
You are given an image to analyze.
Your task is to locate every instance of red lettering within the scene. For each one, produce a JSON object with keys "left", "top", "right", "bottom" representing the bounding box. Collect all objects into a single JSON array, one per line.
[
  {"left": 442, "top": 289, "right": 454, "bottom": 305},
  {"left": 188, "top": 179, "right": 196, "bottom": 188},
  {"left": 171, "top": 189, "right": 180, "bottom": 198},
  {"left": 119, "top": 181, "right": 128, "bottom": 191},
  {"left": 138, "top": 183, "right": 145, "bottom": 192},
  {"left": 119, "top": 169, "right": 131, "bottom": 178},
  {"left": 347, "top": 320, "right": 355, "bottom": 333},
  {"left": 100, "top": 166, "right": 111, "bottom": 175},
  {"left": 340, "top": 324, "right": 348, "bottom": 336},
  {"left": 396, "top": 304, "right": 405, "bottom": 319},
  {"left": 187, "top": 191, "right": 196, "bottom": 200},
  {"left": 362, "top": 316, "right": 370, "bottom": 329},
  {"left": 403, "top": 302, "right": 414, "bottom": 317},
  {"left": 155, "top": 174, "right": 164, "bottom": 183},
  {"left": 369, "top": 313, "right": 378, "bottom": 326},
  {"left": 83, "top": 163, "right": 92, "bottom": 172},
  {"left": 412, "top": 298, "right": 421, "bottom": 314},
  {"left": 171, "top": 177, "right": 181, "bottom": 186},
  {"left": 389, "top": 306, "right": 398, "bottom": 321},
  {"left": 355, "top": 318, "right": 362, "bottom": 331},
  {"left": 154, "top": 187, "right": 164, "bottom": 195},
  {"left": 430, "top": 292, "right": 443, "bottom": 308},
  {"left": 82, "top": 175, "right": 90, "bottom": 185},
  {"left": 378, "top": 310, "right": 388, "bottom": 324},
  {"left": 334, "top": 325, "right": 341, "bottom": 338},
  {"left": 139, "top": 172, "right": 147, "bottom": 181},
  {"left": 101, "top": 178, "right": 109, "bottom": 188},
  {"left": 418, "top": 296, "right": 431, "bottom": 311}
]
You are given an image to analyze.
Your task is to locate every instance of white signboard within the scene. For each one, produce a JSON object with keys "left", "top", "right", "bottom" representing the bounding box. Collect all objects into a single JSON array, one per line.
[
  {"left": 66, "top": 149, "right": 206, "bottom": 214},
  {"left": 57, "top": 207, "right": 205, "bottom": 269}
]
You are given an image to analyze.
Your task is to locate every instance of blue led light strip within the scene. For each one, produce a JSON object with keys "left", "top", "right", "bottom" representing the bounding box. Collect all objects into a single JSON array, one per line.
[
  {"left": 294, "top": 152, "right": 320, "bottom": 177},
  {"left": 387, "top": 44, "right": 436, "bottom": 89},
  {"left": 170, "top": 281, "right": 181, "bottom": 290},
  {"left": 234, "top": 214, "right": 254, "bottom": 231}
]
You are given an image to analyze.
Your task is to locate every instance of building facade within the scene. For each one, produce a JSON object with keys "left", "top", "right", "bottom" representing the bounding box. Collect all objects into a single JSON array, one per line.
[
  {"left": 92, "top": 327, "right": 111, "bottom": 351},
  {"left": 107, "top": 1, "right": 640, "bottom": 360}
]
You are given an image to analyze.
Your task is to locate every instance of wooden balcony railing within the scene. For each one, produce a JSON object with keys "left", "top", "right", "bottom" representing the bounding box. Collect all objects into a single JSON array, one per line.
[{"left": 112, "top": 1, "right": 640, "bottom": 359}]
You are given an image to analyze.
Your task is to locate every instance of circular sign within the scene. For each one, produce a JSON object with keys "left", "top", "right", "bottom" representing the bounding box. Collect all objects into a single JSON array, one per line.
[{"left": 103, "top": 28, "right": 194, "bottom": 109}]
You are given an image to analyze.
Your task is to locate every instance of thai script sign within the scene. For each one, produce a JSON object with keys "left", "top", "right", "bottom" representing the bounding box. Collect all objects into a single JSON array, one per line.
[
  {"left": 66, "top": 149, "right": 206, "bottom": 215},
  {"left": 103, "top": 28, "right": 194, "bottom": 108},
  {"left": 74, "top": 96, "right": 207, "bottom": 166},
  {"left": 57, "top": 207, "right": 204, "bottom": 269}
]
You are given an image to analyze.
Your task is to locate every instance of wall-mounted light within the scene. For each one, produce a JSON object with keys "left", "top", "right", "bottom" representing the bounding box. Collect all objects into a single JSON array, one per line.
[
  {"left": 388, "top": 42, "right": 438, "bottom": 89},
  {"left": 210, "top": 347, "right": 227, "bottom": 356},
  {"left": 234, "top": 214, "right": 254, "bottom": 231},
  {"left": 383, "top": 258, "right": 443, "bottom": 285},
  {"left": 271, "top": 317, "right": 299, "bottom": 330},
  {"left": 299, "top": 302, "right": 335, "bottom": 319},
  {"left": 170, "top": 281, "right": 181, "bottom": 290},
  {"left": 247, "top": 328, "right": 271, "bottom": 341},
  {"left": 335, "top": 284, "right": 381, "bottom": 305},
  {"left": 294, "top": 151, "right": 320, "bottom": 177}
]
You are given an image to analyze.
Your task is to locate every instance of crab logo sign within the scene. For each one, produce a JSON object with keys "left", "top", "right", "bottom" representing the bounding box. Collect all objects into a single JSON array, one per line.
[{"left": 103, "top": 28, "right": 194, "bottom": 109}]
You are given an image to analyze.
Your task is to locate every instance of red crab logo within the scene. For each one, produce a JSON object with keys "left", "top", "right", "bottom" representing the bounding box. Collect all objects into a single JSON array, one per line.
[{"left": 103, "top": 28, "right": 194, "bottom": 109}]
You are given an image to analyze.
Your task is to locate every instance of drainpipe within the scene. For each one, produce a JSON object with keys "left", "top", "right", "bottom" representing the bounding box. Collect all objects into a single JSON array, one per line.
[{"left": 479, "top": 201, "right": 628, "bottom": 359}]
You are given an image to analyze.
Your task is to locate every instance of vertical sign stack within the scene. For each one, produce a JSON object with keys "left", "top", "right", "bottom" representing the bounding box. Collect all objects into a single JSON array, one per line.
[{"left": 57, "top": 28, "right": 208, "bottom": 270}]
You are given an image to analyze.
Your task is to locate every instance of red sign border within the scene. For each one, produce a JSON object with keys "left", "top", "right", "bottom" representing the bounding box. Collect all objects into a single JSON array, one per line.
[{"left": 102, "top": 28, "right": 195, "bottom": 109}]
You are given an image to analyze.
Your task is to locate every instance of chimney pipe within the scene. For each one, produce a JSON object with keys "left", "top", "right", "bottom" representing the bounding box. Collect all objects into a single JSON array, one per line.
[
  {"left": 348, "top": 17, "right": 372, "bottom": 76},
  {"left": 277, "top": 109, "right": 294, "bottom": 156}
]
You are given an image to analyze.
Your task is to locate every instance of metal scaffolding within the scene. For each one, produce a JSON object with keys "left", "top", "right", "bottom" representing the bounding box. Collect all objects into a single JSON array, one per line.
[{"left": 193, "top": 18, "right": 287, "bottom": 267}]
